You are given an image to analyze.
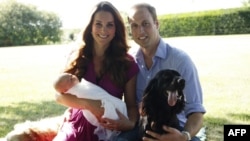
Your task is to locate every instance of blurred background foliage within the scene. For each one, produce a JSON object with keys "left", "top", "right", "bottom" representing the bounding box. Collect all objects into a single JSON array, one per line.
[
  {"left": 158, "top": 7, "right": 250, "bottom": 37},
  {"left": 0, "top": 0, "right": 250, "bottom": 47},
  {"left": 0, "top": 0, "right": 62, "bottom": 47}
]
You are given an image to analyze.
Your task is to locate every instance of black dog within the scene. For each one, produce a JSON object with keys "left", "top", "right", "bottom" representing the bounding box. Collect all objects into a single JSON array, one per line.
[{"left": 138, "top": 69, "right": 185, "bottom": 140}]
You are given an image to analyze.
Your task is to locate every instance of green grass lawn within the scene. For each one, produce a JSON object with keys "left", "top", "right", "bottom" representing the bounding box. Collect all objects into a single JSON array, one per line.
[{"left": 1, "top": 35, "right": 250, "bottom": 140}]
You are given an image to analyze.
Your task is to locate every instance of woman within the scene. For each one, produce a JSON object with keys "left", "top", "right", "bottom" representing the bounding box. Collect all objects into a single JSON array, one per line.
[{"left": 53, "top": 1, "right": 139, "bottom": 141}]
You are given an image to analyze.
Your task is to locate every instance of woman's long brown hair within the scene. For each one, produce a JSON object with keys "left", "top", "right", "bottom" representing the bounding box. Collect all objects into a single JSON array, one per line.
[{"left": 64, "top": 1, "right": 132, "bottom": 88}]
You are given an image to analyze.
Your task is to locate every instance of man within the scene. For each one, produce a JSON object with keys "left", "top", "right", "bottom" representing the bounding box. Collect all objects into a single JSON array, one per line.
[{"left": 127, "top": 3, "right": 206, "bottom": 141}]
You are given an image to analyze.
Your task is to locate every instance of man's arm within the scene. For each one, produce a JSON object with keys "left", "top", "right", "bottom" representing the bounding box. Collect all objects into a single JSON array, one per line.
[{"left": 183, "top": 112, "right": 204, "bottom": 139}]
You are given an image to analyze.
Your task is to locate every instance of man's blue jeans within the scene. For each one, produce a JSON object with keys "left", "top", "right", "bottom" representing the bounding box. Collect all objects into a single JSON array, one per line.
[
  {"left": 115, "top": 125, "right": 202, "bottom": 141},
  {"left": 115, "top": 126, "right": 139, "bottom": 141}
]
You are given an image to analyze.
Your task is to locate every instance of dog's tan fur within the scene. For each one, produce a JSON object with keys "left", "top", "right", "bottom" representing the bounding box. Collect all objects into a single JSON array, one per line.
[{"left": 5, "top": 116, "right": 63, "bottom": 141}]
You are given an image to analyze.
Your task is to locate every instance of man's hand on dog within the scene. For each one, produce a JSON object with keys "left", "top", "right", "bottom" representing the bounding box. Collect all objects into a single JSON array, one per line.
[{"left": 142, "top": 126, "right": 187, "bottom": 141}]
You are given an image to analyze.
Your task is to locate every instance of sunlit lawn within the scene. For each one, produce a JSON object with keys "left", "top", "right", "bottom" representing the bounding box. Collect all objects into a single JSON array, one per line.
[{"left": 1, "top": 35, "right": 250, "bottom": 140}]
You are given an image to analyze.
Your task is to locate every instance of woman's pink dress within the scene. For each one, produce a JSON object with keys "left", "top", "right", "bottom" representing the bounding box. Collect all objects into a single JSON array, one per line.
[{"left": 53, "top": 55, "right": 139, "bottom": 141}]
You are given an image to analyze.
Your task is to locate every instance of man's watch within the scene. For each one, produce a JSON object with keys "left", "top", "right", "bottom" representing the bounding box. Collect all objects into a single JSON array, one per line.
[{"left": 182, "top": 131, "right": 191, "bottom": 141}]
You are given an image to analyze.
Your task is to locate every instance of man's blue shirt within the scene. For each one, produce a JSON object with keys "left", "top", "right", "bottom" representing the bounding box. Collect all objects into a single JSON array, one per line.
[{"left": 132, "top": 38, "right": 206, "bottom": 127}]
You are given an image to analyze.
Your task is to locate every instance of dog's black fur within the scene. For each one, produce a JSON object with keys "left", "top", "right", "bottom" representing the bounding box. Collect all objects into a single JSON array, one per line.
[{"left": 138, "top": 69, "right": 185, "bottom": 140}]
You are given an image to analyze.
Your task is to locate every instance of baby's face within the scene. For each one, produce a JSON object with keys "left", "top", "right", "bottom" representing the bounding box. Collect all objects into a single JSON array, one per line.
[{"left": 56, "top": 74, "right": 79, "bottom": 93}]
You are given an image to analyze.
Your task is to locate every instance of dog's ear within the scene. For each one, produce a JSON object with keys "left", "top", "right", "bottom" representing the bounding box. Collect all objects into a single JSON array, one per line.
[
  {"left": 175, "top": 79, "right": 186, "bottom": 114},
  {"left": 143, "top": 78, "right": 158, "bottom": 96},
  {"left": 142, "top": 78, "right": 159, "bottom": 116},
  {"left": 142, "top": 78, "right": 158, "bottom": 109},
  {"left": 174, "top": 91, "right": 185, "bottom": 114},
  {"left": 177, "top": 77, "right": 185, "bottom": 90},
  {"left": 171, "top": 69, "right": 181, "bottom": 76}
]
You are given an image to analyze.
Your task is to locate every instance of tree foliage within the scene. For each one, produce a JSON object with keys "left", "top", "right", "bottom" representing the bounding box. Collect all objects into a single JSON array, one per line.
[
  {"left": 0, "top": 0, "right": 63, "bottom": 47},
  {"left": 159, "top": 7, "right": 250, "bottom": 37},
  {"left": 242, "top": 0, "right": 250, "bottom": 7}
]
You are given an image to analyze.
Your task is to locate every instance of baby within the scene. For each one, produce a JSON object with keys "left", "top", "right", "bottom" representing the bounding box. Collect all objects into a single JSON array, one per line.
[{"left": 53, "top": 73, "right": 128, "bottom": 141}]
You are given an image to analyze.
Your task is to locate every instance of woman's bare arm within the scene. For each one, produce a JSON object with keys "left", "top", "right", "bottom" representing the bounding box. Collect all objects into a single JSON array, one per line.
[
  {"left": 55, "top": 93, "right": 104, "bottom": 120},
  {"left": 124, "top": 75, "right": 139, "bottom": 128},
  {"left": 99, "top": 75, "right": 139, "bottom": 131}
]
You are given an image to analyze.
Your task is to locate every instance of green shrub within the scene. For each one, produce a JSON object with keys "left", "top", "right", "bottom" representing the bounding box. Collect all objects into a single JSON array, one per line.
[
  {"left": 0, "top": 0, "right": 63, "bottom": 47},
  {"left": 159, "top": 7, "right": 250, "bottom": 37}
]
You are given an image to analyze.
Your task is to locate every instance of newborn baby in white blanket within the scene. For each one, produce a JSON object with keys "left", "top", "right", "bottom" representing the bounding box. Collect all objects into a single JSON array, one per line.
[{"left": 53, "top": 73, "right": 128, "bottom": 141}]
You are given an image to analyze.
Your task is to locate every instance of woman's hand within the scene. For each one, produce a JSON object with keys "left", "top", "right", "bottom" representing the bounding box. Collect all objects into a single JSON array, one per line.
[
  {"left": 100, "top": 110, "right": 134, "bottom": 131},
  {"left": 84, "top": 99, "right": 104, "bottom": 121},
  {"left": 63, "top": 108, "right": 73, "bottom": 122}
]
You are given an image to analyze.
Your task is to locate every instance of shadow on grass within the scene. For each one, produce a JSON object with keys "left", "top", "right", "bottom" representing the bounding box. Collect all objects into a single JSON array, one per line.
[
  {"left": 204, "top": 113, "right": 250, "bottom": 141},
  {"left": 204, "top": 116, "right": 228, "bottom": 141},
  {"left": 0, "top": 101, "right": 67, "bottom": 137},
  {"left": 227, "top": 113, "right": 250, "bottom": 122}
]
